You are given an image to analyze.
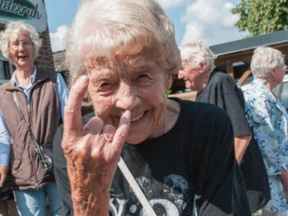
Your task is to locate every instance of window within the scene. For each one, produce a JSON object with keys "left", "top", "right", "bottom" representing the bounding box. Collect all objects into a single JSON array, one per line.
[
  {"left": 0, "top": 55, "right": 12, "bottom": 84},
  {"left": 280, "top": 81, "right": 288, "bottom": 112}
]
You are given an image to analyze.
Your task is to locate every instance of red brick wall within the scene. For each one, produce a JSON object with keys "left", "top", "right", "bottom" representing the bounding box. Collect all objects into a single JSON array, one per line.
[
  {"left": 36, "top": 28, "right": 55, "bottom": 71},
  {"left": 36, "top": 0, "right": 55, "bottom": 71}
]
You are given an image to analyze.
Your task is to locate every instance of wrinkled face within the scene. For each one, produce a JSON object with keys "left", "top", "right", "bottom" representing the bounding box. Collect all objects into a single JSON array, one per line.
[
  {"left": 9, "top": 30, "right": 35, "bottom": 69},
  {"left": 87, "top": 55, "right": 171, "bottom": 144},
  {"left": 178, "top": 61, "right": 202, "bottom": 91}
]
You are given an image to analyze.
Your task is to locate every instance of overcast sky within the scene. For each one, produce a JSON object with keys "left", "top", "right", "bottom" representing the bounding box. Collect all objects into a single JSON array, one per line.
[{"left": 46, "top": 0, "right": 248, "bottom": 52}]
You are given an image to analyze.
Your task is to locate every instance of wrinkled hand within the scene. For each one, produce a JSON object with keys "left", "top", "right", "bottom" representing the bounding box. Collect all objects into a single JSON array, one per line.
[
  {"left": 0, "top": 165, "right": 8, "bottom": 187},
  {"left": 62, "top": 75, "right": 130, "bottom": 215}
]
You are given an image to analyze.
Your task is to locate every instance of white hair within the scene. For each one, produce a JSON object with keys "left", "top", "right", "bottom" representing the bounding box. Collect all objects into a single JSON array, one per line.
[
  {"left": 179, "top": 42, "right": 216, "bottom": 73},
  {"left": 0, "top": 21, "right": 42, "bottom": 61},
  {"left": 66, "top": 0, "right": 181, "bottom": 83},
  {"left": 251, "top": 46, "right": 285, "bottom": 78}
]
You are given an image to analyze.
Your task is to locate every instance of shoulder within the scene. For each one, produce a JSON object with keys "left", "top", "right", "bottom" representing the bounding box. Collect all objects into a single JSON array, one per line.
[
  {"left": 178, "top": 99, "right": 232, "bottom": 129},
  {"left": 210, "top": 71, "right": 234, "bottom": 85},
  {"left": 177, "top": 99, "right": 234, "bottom": 169},
  {"left": 0, "top": 81, "right": 14, "bottom": 95},
  {"left": 243, "top": 81, "right": 269, "bottom": 102},
  {"left": 207, "top": 71, "right": 238, "bottom": 94},
  {"left": 180, "top": 98, "right": 221, "bottom": 112},
  {"left": 0, "top": 82, "right": 9, "bottom": 92}
]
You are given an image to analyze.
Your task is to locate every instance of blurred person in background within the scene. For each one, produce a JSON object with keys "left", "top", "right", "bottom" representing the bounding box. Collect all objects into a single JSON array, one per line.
[
  {"left": 243, "top": 46, "right": 288, "bottom": 216},
  {"left": 178, "top": 42, "right": 270, "bottom": 214},
  {"left": 0, "top": 21, "right": 68, "bottom": 216}
]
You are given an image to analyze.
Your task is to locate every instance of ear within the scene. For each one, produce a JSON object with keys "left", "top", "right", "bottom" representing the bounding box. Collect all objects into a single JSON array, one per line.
[
  {"left": 165, "top": 73, "right": 173, "bottom": 91},
  {"left": 199, "top": 62, "right": 207, "bottom": 74},
  {"left": 270, "top": 67, "right": 277, "bottom": 78}
]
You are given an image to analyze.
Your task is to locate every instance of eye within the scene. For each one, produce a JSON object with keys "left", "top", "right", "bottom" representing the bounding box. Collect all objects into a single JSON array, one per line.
[
  {"left": 136, "top": 74, "right": 151, "bottom": 81},
  {"left": 134, "top": 73, "right": 153, "bottom": 87},
  {"left": 98, "top": 82, "right": 114, "bottom": 92},
  {"left": 23, "top": 41, "right": 32, "bottom": 47},
  {"left": 10, "top": 42, "right": 19, "bottom": 49}
]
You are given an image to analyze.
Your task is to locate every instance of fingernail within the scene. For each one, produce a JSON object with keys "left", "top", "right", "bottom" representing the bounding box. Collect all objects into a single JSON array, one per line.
[
  {"left": 103, "top": 132, "right": 113, "bottom": 142},
  {"left": 103, "top": 125, "right": 115, "bottom": 142},
  {"left": 123, "top": 110, "right": 131, "bottom": 119}
]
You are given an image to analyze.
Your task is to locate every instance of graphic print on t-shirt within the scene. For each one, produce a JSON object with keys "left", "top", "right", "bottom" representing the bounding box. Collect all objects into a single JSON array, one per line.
[{"left": 109, "top": 174, "right": 193, "bottom": 216}]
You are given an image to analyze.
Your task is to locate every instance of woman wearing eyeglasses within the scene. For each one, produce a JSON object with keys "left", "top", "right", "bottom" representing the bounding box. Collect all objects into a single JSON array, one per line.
[{"left": 0, "top": 21, "right": 68, "bottom": 216}]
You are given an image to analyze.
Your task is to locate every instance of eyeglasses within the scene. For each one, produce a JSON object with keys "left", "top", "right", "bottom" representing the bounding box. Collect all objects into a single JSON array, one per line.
[{"left": 9, "top": 41, "right": 33, "bottom": 50}]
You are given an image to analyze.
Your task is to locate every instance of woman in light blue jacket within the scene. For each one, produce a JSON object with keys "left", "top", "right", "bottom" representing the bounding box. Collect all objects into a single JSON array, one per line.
[{"left": 244, "top": 46, "right": 288, "bottom": 216}]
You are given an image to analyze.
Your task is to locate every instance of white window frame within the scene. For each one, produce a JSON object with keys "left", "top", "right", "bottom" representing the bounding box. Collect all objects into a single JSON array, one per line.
[{"left": 0, "top": 55, "right": 13, "bottom": 84}]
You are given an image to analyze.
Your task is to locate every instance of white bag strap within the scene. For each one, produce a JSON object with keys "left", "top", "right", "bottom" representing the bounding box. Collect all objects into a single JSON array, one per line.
[{"left": 118, "top": 157, "right": 157, "bottom": 216}]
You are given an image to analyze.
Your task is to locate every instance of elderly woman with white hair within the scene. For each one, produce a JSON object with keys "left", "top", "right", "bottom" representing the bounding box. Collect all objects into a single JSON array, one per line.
[
  {"left": 244, "top": 46, "right": 288, "bottom": 216},
  {"left": 53, "top": 0, "right": 249, "bottom": 215},
  {"left": 0, "top": 21, "right": 68, "bottom": 215}
]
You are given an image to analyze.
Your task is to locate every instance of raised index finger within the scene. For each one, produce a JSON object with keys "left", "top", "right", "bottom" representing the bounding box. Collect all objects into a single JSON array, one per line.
[{"left": 63, "top": 75, "right": 89, "bottom": 139}]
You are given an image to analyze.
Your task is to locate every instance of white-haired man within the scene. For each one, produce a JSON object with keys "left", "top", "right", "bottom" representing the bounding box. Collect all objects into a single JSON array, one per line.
[{"left": 178, "top": 42, "right": 270, "bottom": 214}]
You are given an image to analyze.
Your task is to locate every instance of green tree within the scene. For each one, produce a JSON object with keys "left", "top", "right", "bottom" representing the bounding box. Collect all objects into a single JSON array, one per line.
[{"left": 232, "top": 0, "right": 288, "bottom": 36}]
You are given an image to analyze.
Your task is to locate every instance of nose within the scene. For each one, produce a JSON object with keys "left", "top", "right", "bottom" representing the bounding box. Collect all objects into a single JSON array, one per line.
[
  {"left": 114, "top": 82, "right": 140, "bottom": 111},
  {"left": 18, "top": 43, "right": 25, "bottom": 51},
  {"left": 178, "top": 70, "right": 184, "bottom": 80}
]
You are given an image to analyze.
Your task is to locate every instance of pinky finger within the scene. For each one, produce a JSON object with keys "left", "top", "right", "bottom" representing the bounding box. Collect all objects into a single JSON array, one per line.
[{"left": 112, "top": 110, "right": 131, "bottom": 154}]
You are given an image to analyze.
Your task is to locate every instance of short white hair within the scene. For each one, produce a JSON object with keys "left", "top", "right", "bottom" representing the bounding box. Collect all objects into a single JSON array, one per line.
[
  {"left": 66, "top": 0, "right": 181, "bottom": 83},
  {"left": 251, "top": 46, "right": 285, "bottom": 78},
  {"left": 0, "top": 21, "right": 42, "bottom": 61},
  {"left": 179, "top": 42, "right": 216, "bottom": 73}
]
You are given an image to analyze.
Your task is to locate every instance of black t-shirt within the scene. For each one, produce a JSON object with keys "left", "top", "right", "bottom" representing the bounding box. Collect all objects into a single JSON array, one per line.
[
  {"left": 53, "top": 99, "right": 241, "bottom": 216},
  {"left": 196, "top": 71, "right": 251, "bottom": 137},
  {"left": 196, "top": 71, "right": 270, "bottom": 213}
]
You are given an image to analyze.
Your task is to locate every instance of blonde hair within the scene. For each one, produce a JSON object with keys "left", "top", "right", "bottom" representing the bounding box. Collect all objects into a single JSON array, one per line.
[
  {"left": 66, "top": 0, "right": 180, "bottom": 83},
  {"left": 251, "top": 46, "right": 285, "bottom": 78},
  {"left": 0, "top": 21, "right": 42, "bottom": 61},
  {"left": 179, "top": 42, "right": 216, "bottom": 73}
]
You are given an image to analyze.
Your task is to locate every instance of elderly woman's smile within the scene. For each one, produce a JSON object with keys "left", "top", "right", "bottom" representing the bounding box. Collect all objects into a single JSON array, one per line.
[
  {"left": 130, "top": 110, "right": 147, "bottom": 123},
  {"left": 87, "top": 57, "right": 171, "bottom": 144}
]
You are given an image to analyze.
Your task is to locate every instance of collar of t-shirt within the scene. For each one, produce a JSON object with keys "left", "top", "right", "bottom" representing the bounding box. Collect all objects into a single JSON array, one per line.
[
  {"left": 11, "top": 67, "right": 37, "bottom": 103},
  {"left": 197, "top": 70, "right": 223, "bottom": 97}
]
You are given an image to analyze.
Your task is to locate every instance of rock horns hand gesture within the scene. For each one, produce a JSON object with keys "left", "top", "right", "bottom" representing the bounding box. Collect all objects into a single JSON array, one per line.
[{"left": 61, "top": 75, "right": 131, "bottom": 216}]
